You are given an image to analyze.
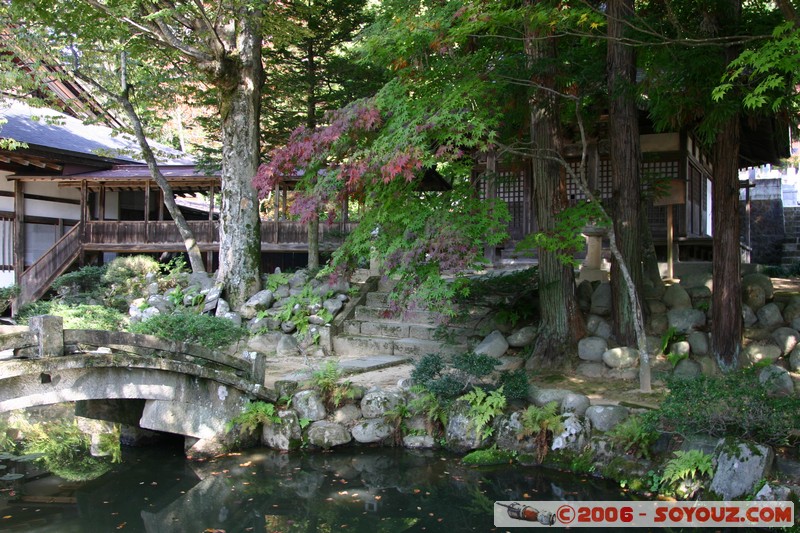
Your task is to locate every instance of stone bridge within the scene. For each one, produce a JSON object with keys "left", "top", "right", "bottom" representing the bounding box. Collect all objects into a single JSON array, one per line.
[{"left": 0, "top": 316, "right": 272, "bottom": 452}]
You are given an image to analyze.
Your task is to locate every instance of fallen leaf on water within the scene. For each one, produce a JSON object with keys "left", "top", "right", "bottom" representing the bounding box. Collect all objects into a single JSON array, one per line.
[
  {"left": 239, "top": 461, "right": 253, "bottom": 467},
  {"left": 338, "top": 491, "right": 348, "bottom": 495},
  {"left": 3, "top": 515, "right": 11, "bottom": 519},
  {"left": 116, "top": 522, "right": 126, "bottom": 529},
  {"left": 374, "top": 496, "right": 381, "bottom": 501}
]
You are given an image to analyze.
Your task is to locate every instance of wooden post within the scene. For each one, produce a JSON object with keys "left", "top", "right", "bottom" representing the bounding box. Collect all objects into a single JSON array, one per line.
[
  {"left": 273, "top": 184, "right": 280, "bottom": 243},
  {"left": 99, "top": 184, "right": 106, "bottom": 221},
  {"left": 157, "top": 188, "right": 164, "bottom": 221},
  {"left": 666, "top": 205, "right": 674, "bottom": 280},
  {"left": 79, "top": 180, "right": 87, "bottom": 265},
  {"left": 207, "top": 183, "right": 215, "bottom": 271},
  {"left": 13, "top": 179, "right": 24, "bottom": 285},
  {"left": 144, "top": 181, "right": 150, "bottom": 241}
]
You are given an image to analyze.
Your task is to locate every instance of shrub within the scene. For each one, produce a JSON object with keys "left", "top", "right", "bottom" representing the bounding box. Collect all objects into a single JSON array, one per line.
[
  {"left": 408, "top": 386, "right": 448, "bottom": 437},
  {"left": 658, "top": 368, "right": 800, "bottom": 446},
  {"left": 498, "top": 369, "right": 529, "bottom": 400},
  {"left": 128, "top": 311, "right": 246, "bottom": 350},
  {"left": 0, "top": 284, "right": 18, "bottom": 315},
  {"left": 16, "top": 301, "right": 127, "bottom": 331},
  {"left": 52, "top": 265, "right": 107, "bottom": 297},
  {"left": 411, "top": 351, "right": 510, "bottom": 400},
  {"left": 103, "top": 255, "right": 161, "bottom": 303}
]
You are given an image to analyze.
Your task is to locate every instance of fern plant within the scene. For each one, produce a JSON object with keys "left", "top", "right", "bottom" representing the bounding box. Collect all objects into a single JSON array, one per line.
[
  {"left": 607, "top": 413, "right": 659, "bottom": 459},
  {"left": 460, "top": 386, "right": 507, "bottom": 440},
  {"left": 408, "top": 386, "right": 449, "bottom": 437},
  {"left": 311, "top": 361, "right": 355, "bottom": 409},
  {"left": 660, "top": 449, "right": 714, "bottom": 496},
  {"left": 227, "top": 401, "right": 280, "bottom": 433},
  {"left": 517, "top": 402, "right": 565, "bottom": 462}
]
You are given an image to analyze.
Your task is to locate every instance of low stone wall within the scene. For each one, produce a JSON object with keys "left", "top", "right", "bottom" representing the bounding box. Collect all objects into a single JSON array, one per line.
[{"left": 229, "top": 379, "right": 798, "bottom": 504}]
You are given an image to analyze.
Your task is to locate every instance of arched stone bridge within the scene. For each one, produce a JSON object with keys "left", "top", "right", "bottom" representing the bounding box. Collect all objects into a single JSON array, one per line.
[{"left": 0, "top": 316, "right": 272, "bottom": 447}]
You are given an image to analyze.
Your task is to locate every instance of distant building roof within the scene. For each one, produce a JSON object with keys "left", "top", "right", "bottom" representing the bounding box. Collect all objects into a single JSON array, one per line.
[{"left": 0, "top": 98, "right": 193, "bottom": 166}]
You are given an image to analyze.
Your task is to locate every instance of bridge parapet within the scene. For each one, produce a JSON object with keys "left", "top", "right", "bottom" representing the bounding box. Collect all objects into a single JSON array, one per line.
[{"left": 1, "top": 315, "right": 267, "bottom": 385}]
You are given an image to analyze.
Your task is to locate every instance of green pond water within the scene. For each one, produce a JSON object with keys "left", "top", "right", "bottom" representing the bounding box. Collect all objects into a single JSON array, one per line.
[{"left": 2, "top": 444, "right": 633, "bottom": 532}]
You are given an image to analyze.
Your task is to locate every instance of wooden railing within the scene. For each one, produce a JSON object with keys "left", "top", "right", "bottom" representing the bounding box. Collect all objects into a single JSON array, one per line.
[
  {"left": 18, "top": 220, "right": 359, "bottom": 306},
  {"left": 82, "top": 220, "right": 358, "bottom": 249},
  {"left": 18, "top": 224, "right": 82, "bottom": 306}
]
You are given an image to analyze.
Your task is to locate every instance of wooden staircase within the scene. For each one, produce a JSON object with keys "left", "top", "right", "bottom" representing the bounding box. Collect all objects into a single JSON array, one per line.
[{"left": 17, "top": 224, "right": 83, "bottom": 307}]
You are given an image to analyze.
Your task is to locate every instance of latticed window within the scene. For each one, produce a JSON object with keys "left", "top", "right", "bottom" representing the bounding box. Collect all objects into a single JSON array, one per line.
[{"left": 566, "top": 159, "right": 612, "bottom": 204}]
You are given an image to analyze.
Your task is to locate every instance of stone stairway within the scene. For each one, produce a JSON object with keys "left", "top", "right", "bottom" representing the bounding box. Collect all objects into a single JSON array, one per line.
[{"left": 332, "top": 278, "right": 480, "bottom": 360}]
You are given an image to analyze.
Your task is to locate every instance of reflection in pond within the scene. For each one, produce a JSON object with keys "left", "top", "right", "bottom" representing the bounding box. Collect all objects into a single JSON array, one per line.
[{"left": 2, "top": 446, "right": 632, "bottom": 532}]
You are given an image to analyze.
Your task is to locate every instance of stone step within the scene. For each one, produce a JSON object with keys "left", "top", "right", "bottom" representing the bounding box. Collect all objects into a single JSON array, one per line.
[
  {"left": 332, "top": 334, "right": 468, "bottom": 359},
  {"left": 393, "top": 338, "right": 467, "bottom": 358},
  {"left": 332, "top": 335, "right": 395, "bottom": 358},
  {"left": 366, "top": 291, "right": 391, "bottom": 307},
  {"left": 354, "top": 305, "right": 441, "bottom": 324},
  {"left": 343, "top": 319, "right": 475, "bottom": 342},
  {"left": 354, "top": 304, "right": 490, "bottom": 326}
]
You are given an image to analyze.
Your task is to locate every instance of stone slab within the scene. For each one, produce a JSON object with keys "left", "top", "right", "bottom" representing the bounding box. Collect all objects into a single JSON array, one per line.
[{"left": 338, "top": 354, "right": 410, "bottom": 374}]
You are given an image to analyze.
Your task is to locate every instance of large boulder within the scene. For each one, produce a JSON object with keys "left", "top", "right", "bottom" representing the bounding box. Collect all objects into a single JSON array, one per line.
[
  {"left": 663, "top": 284, "right": 692, "bottom": 309},
  {"left": 756, "top": 303, "right": 784, "bottom": 329},
  {"left": 742, "top": 305, "right": 758, "bottom": 327},
  {"left": 445, "top": 401, "right": 489, "bottom": 453},
  {"left": 322, "top": 298, "right": 344, "bottom": 317},
  {"left": 586, "top": 315, "right": 613, "bottom": 339},
  {"left": 551, "top": 414, "right": 587, "bottom": 452},
  {"left": 277, "top": 334, "right": 301, "bottom": 357},
  {"left": 743, "top": 343, "right": 782, "bottom": 365},
  {"left": 590, "top": 283, "right": 612, "bottom": 316},
  {"left": 403, "top": 435, "right": 436, "bottom": 449},
  {"left": 758, "top": 365, "right": 795, "bottom": 397},
  {"left": 261, "top": 410, "right": 302, "bottom": 451},
  {"left": 507, "top": 326, "right": 537, "bottom": 348},
  {"left": 585, "top": 405, "right": 629, "bottom": 432},
  {"left": 667, "top": 308, "right": 706, "bottom": 333},
  {"left": 578, "top": 336, "right": 607, "bottom": 362},
  {"left": 350, "top": 418, "right": 394, "bottom": 443},
  {"left": 602, "top": 347, "right": 639, "bottom": 369},
  {"left": 361, "top": 389, "right": 404, "bottom": 418},
  {"left": 292, "top": 390, "right": 327, "bottom": 421},
  {"left": 528, "top": 387, "right": 571, "bottom": 408},
  {"left": 247, "top": 332, "right": 281, "bottom": 354},
  {"left": 306, "top": 421, "right": 351, "bottom": 449},
  {"left": 790, "top": 345, "right": 800, "bottom": 372},
  {"left": 782, "top": 297, "right": 800, "bottom": 323},
  {"left": 742, "top": 283, "right": 766, "bottom": 312},
  {"left": 474, "top": 330, "right": 509, "bottom": 359},
  {"left": 672, "top": 358, "right": 702, "bottom": 381},
  {"left": 239, "top": 290, "right": 275, "bottom": 320},
  {"left": 743, "top": 272, "right": 774, "bottom": 301},
  {"left": 333, "top": 404, "right": 362, "bottom": 425},
  {"left": 710, "top": 440, "right": 774, "bottom": 500},
  {"left": 687, "top": 331, "right": 709, "bottom": 356},
  {"left": 771, "top": 327, "right": 799, "bottom": 355}
]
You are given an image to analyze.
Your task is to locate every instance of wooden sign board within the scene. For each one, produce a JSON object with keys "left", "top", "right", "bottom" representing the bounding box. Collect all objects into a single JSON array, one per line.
[{"left": 653, "top": 179, "right": 686, "bottom": 207}]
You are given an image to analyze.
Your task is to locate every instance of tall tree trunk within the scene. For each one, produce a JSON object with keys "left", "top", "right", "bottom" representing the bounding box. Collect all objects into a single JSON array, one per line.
[
  {"left": 217, "top": 17, "right": 263, "bottom": 308},
  {"left": 305, "top": 41, "right": 321, "bottom": 271},
  {"left": 711, "top": 116, "right": 742, "bottom": 370},
  {"left": 524, "top": 7, "right": 585, "bottom": 366},
  {"left": 711, "top": 0, "right": 743, "bottom": 371},
  {"left": 608, "top": 0, "right": 642, "bottom": 346}
]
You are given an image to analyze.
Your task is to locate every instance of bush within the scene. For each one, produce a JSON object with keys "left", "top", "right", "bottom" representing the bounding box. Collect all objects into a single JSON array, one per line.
[
  {"left": 52, "top": 265, "right": 108, "bottom": 297},
  {"left": 128, "top": 312, "right": 246, "bottom": 350},
  {"left": 658, "top": 368, "right": 800, "bottom": 446},
  {"left": 411, "top": 351, "right": 510, "bottom": 400},
  {"left": 498, "top": 369, "right": 529, "bottom": 400},
  {"left": 16, "top": 301, "right": 127, "bottom": 331},
  {"left": 103, "top": 255, "right": 161, "bottom": 303}
]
